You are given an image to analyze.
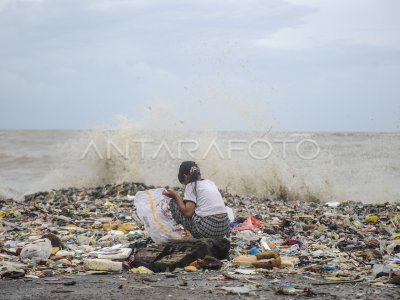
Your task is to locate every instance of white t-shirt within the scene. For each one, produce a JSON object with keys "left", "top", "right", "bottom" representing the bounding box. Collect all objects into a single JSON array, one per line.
[{"left": 184, "top": 179, "right": 227, "bottom": 217}]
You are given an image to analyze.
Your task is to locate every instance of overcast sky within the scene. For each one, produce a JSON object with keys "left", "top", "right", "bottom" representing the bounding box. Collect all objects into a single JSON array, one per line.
[{"left": 0, "top": 0, "right": 399, "bottom": 131}]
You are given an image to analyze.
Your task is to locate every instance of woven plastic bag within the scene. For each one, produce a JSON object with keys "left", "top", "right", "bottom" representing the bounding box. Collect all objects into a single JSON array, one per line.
[{"left": 134, "top": 188, "right": 184, "bottom": 244}]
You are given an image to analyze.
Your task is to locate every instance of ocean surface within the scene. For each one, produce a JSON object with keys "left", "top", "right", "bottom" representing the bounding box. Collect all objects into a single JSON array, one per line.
[{"left": 0, "top": 129, "right": 399, "bottom": 203}]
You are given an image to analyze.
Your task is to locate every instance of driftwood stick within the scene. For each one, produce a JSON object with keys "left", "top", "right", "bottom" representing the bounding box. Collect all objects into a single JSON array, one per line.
[{"left": 312, "top": 279, "right": 364, "bottom": 285}]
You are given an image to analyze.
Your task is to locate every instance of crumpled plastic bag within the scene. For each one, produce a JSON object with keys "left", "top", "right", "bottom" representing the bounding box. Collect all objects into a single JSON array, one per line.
[
  {"left": 20, "top": 238, "right": 52, "bottom": 260},
  {"left": 235, "top": 216, "right": 264, "bottom": 231},
  {"left": 134, "top": 188, "right": 184, "bottom": 244}
]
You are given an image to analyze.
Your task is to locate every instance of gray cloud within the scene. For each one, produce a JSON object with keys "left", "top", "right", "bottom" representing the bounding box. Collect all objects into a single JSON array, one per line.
[{"left": 0, "top": 0, "right": 399, "bottom": 130}]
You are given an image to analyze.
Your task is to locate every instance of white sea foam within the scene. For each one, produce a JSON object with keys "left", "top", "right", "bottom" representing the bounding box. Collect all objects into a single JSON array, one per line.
[{"left": 0, "top": 120, "right": 399, "bottom": 203}]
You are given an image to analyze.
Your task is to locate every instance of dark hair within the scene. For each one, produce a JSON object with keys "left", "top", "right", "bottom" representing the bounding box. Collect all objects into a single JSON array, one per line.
[
  {"left": 178, "top": 161, "right": 201, "bottom": 197},
  {"left": 178, "top": 161, "right": 201, "bottom": 183}
]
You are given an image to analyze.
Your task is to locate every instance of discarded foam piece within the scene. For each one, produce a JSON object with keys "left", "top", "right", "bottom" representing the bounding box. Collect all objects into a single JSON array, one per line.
[
  {"left": 90, "top": 245, "right": 132, "bottom": 260},
  {"left": 232, "top": 255, "right": 258, "bottom": 267},
  {"left": 83, "top": 259, "right": 122, "bottom": 272}
]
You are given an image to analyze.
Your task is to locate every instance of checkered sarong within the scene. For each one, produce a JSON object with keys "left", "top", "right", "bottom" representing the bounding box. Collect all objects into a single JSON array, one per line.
[{"left": 169, "top": 200, "right": 231, "bottom": 239}]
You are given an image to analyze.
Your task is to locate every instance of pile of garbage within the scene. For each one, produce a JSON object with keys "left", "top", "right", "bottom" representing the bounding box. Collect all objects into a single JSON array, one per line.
[
  {"left": 228, "top": 197, "right": 400, "bottom": 289},
  {"left": 1, "top": 182, "right": 400, "bottom": 290}
]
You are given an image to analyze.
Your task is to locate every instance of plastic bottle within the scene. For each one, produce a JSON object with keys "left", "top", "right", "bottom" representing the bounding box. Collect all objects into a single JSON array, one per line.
[{"left": 260, "top": 237, "right": 271, "bottom": 251}]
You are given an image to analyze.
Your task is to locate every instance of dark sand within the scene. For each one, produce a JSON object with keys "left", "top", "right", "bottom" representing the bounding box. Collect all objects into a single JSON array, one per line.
[{"left": 1, "top": 272, "right": 399, "bottom": 300}]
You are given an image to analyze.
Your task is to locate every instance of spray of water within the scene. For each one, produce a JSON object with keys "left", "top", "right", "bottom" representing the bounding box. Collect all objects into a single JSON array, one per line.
[{"left": 11, "top": 116, "right": 334, "bottom": 203}]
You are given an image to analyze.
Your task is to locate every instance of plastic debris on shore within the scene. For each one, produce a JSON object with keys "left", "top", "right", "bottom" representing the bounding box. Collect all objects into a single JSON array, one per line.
[{"left": 0, "top": 181, "right": 400, "bottom": 294}]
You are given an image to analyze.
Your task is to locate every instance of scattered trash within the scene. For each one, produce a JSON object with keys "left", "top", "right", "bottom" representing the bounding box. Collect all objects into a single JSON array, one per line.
[
  {"left": 83, "top": 259, "right": 123, "bottom": 272},
  {"left": 234, "top": 268, "right": 257, "bottom": 275},
  {"left": 323, "top": 266, "right": 337, "bottom": 271},
  {"left": 197, "top": 256, "right": 223, "bottom": 270},
  {"left": 226, "top": 206, "right": 235, "bottom": 223},
  {"left": 20, "top": 238, "right": 52, "bottom": 260},
  {"left": 90, "top": 245, "right": 132, "bottom": 260},
  {"left": 249, "top": 246, "right": 261, "bottom": 255},
  {"left": 117, "top": 224, "right": 136, "bottom": 234},
  {"left": 183, "top": 266, "right": 197, "bottom": 272},
  {"left": 127, "top": 230, "right": 145, "bottom": 240},
  {"left": 133, "top": 238, "right": 229, "bottom": 272},
  {"left": 326, "top": 201, "right": 340, "bottom": 208},
  {"left": 274, "top": 284, "right": 304, "bottom": 295},
  {"left": 0, "top": 180, "right": 399, "bottom": 297},
  {"left": 389, "top": 271, "right": 400, "bottom": 285},
  {"left": 260, "top": 236, "right": 273, "bottom": 251},
  {"left": 232, "top": 255, "right": 258, "bottom": 267},
  {"left": 253, "top": 251, "right": 281, "bottom": 269},
  {"left": 235, "top": 230, "right": 258, "bottom": 241},
  {"left": 1, "top": 270, "right": 25, "bottom": 279},
  {"left": 365, "top": 215, "right": 380, "bottom": 223},
  {"left": 235, "top": 216, "right": 264, "bottom": 231},
  {"left": 131, "top": 266, "right": 153, "bottom": 274}
]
